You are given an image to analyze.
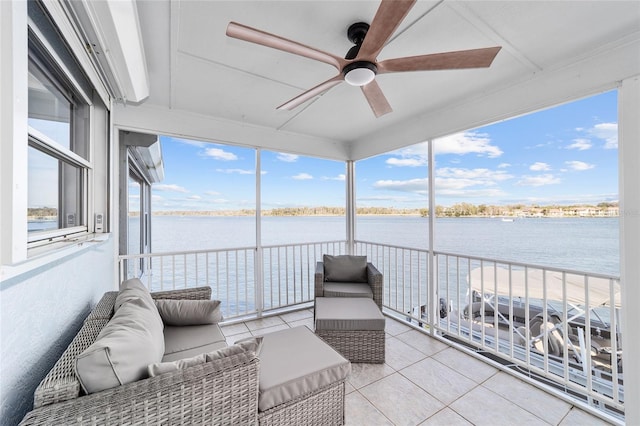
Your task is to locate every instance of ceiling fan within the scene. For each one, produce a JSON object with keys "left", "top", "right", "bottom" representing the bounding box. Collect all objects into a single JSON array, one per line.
[{"left": 226, "top": 0, "right": 501, "bottom": 118}]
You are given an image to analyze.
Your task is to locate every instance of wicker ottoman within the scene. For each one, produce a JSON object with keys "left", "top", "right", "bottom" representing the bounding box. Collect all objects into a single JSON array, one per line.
[
  {"left": 314, "top": 297, "right": 386, "bottom": 363},
  {"left": 257, "top": 325, "right": 351, "bottom": 425}
]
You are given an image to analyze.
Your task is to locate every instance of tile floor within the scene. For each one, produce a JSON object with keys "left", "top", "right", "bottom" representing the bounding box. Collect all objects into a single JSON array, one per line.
[{"left": 220, "top": 308, "right": 614, "bottom": 426}]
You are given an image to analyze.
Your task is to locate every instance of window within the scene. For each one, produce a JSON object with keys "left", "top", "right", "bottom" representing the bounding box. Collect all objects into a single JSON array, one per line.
[{"left": 27, "top": 34, "right": 91, "bottom": 244}]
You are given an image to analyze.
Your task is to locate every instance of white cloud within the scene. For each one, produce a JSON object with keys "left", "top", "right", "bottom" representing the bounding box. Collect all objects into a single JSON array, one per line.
[
  {"left": 322, "top": 174, "right": 346, "bottom": 181},
  {"left": 373, "top": 178, "right": 427, "bottom": 194},
  {"left": 436, "top": 167, "right": 513, "bottom": 183},
  {"left": 277, "top": 153, "right": 299, "bottom": 162},
  {"left": 216, "top": 168, "right": 253, "bottom": 174},
  {"left": 589, "top": 122, "right": 617, "bottom": 149},
  {"left": 187, "top": 195, "right": 202, "bottom": 200},
  {"left": 154, "top": 184, "right": 189, "bottom": 193},
  {"left": 386, "top": 157, "right": 426, "bottom": 167},
  {"left": 516, "top": 174, "right": 561, "bottom": 186},
  {"left": 529, "top": 162, "right": 551, "bottom": 171},
  {"left": 567, "top": 138, "right": 592, "bottom": 151},
  {"left": 202, "top": 147, "right": 238, "bottom": 161},
  {"left": 434, "top": 132, "right": 503, "bottom": 158},
  {"left": 292, "top": 173, "right": 313, "bottom": 180},
  {"left": 212, "top": 199, "right": 229, "bottom": 204},
  {"left": 565, "top": 160, "right": 595, "bottom": 171},
  {"left": 498, "top": 163, "right": 511, "bottom": 168},
  {"left": 204, "top": 190, "right": 221, "bottom": 196}
]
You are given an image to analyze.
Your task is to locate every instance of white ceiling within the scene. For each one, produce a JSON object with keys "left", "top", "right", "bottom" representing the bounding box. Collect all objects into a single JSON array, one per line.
[{"left": 129, "top": 0, "right": 640, "bottom": 160}]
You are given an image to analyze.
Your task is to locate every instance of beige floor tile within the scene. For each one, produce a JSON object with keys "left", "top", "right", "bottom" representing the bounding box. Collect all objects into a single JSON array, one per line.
[
  {"left": 220, "top": 322, "right": 249, "bottom": 336},
  {"left": 279, "top": 309, "right": 313, "bottom": 323},
  {"left": 287, "top": 317, "right": 314, "bottom": 330},
  {"left": 485, "top": 372, "right": 572, "bottom": 425},
  {"left": 559, "top": 407, "right": 615, "bottom": 425},
  {"left": 450, "top": 386, "right": 548, "bottom": 426},
  {"left": 345, "top": 381, "right": 356, "bottom": 395},
  {"left": 348, "top": 362, "right": 396, "bottom": 389},
  {"left": 432, "top": 347, "right": 498, "bottom": 384},
  {"left": 345, "top": 391, "right": 393, "bottom": 426},
  {"left": 385, "top": 317, "right": 413, "bottom": 336},
  {"left": 359, "top": 373, "right": 444, "bottom": 425},
  {"left": 385, "top": 335, "right": 428, "bottom": 371},
  {"left": 244, "top": 316, "right": 286, "bottom": 331},
  {"left": 400, "top": 357, "right": 478, "bottom": 405},
  {"left": 250, "top": 323, "right": 290, "bottom": 336},
  {"left": 225, "top": 331, "right": 252, "bottom": 346},
  {"left": 420, "top": 407, "right": 473, "bottom": 426},
  {"left": 395, "top": 329, "right": 449, "bottom": 356}
]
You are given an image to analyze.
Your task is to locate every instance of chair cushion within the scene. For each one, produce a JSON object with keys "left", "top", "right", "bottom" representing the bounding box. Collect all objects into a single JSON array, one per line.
[
  {"left": 315, "top": 297, "right": 385, "bottom": 331},
  {"left": 75, "top": 298, "right": 165, "bottom": 394},
  {"left": 155, "top": 299, "right": 223, "bottom": 326},
  {"left": 323, "top": 255, "right": 368, "bottom": 283},
  {"left": 162, "top": 323, "right": 227, "bottom": 361},
  {"left": 258, "top": 326, "right": 351, "bottom": 412},
  {"left": 323, "top": 282, "right": 373, "bottom": 299}
]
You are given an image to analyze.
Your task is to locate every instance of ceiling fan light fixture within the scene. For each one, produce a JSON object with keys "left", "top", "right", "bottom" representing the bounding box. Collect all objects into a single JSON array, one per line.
[{"left": 343, "top": 61, "right": 377, "bottom": 86}]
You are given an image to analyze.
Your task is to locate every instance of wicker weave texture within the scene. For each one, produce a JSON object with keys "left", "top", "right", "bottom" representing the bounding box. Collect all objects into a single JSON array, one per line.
[
  {"left": 258, "top": 380, "right": 345, "bottom": 426},
  {"left": 314, "top": 261, "right": 384, "bottom": 310},
  {"left": 33, "top": 318, "right": 109, "bottom": 408},
  {"left": 316, "top": 330, "right": 385, "bottom": 363},
  {"left": 84, "top": 292, "right": 117, "bottom": 322},
  {"left": 21, "top": 356, "right": 260, "bottom": 425},
  {"left": 32, "top": 287, "right": 212, "bottom": 410},
  {"left": 151, "top": 286, "right": 212, "bottom": 301}
]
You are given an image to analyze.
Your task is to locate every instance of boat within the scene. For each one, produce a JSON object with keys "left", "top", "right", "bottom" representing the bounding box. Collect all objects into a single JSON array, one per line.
[{"left": 460, "top": 266, "right": 622, "bottom": 379}]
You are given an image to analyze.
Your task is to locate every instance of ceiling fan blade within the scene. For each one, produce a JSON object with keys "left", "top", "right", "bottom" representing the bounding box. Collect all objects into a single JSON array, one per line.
[
  {"left": 226, "top": 22, "right": 346, "bottom": 71},
  {"left": 378, "top": 46, "right": 502, "bottom": 73},
  {"left": 277, "top": 75, "right": 344, "bottom": 111},
  {"left": 358, "top": 0, "right": 416, "bottom": 61},
  {"left": 361, "top": 80, "right": 392, "bottom": 118}
]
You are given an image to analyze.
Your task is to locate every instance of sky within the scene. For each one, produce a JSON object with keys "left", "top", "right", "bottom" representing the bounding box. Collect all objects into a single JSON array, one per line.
[{"left": 148, "top": 89, "right": 618, "bottom": 212}]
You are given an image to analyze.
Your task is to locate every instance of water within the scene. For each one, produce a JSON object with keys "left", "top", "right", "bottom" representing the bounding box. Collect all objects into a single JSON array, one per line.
[{"left": 147, "top": 215, "right": 619, "bottom": 276}]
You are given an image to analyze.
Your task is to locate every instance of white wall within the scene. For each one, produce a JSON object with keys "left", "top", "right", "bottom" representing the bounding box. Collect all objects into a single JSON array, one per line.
[{"left": 0, "top": 238, "right": 116, "bottom": 425}]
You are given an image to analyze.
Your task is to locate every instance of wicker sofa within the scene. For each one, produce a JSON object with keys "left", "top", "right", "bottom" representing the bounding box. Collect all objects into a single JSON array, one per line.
[{"left": 20, "top": 279, "right": 351, "bottom": 425}]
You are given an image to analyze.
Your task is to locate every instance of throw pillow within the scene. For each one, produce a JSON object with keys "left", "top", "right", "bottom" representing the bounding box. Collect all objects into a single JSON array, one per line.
[
  {"left": 146, "top": 337, "right": 263, "bottom": 377},
  {"left": 114, "top": 278, "right": 155, "bottom": 312},
  {"left": 323, "top": 254, "right": 368, "bottom": 283},
  {"left": 75, "top": 298, "right": 165, "bottom": 394},
  {"left": 154, "top": 299, "right": 223, "bottom": 326},
  {"left": 147, "top": 353, "right": 207, "bottom": 377}
]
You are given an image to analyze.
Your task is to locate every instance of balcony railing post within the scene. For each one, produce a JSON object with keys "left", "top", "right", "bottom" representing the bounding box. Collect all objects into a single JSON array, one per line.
[{"left": 427, "top": 138, "right": 437, "bottom": 334}]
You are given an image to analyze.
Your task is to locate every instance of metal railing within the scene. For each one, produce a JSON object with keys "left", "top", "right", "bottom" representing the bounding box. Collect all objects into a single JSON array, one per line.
[
  {"left": 119, "top": 240, "right": 346, "bottom": 318},
  {"left": 118, "top": 239, "right": 623, "bottom": 419}
]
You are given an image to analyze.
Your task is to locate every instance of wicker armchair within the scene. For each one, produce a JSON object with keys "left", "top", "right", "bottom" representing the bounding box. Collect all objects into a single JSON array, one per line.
[{"left": 314, "top": 255, "right": 383, "bottom": 310}]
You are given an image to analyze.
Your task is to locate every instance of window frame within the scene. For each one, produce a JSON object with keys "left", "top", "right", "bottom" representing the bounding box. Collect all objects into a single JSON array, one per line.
[{"left": 26, "top": 16, "right": 94, "bottom": 247}]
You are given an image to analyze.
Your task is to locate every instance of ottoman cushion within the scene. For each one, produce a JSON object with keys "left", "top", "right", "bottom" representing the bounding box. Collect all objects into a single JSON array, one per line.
[
  {"left": 258, "top": 326, "right": 351, "bottom": 412},
  {"left": 315, "top": 297, "right": 385, "bottom": 331}
]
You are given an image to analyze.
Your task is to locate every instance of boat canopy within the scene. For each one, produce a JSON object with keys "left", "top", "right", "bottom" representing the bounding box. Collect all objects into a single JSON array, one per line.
[{"left": 468, "top": 266, "right": 621, "bottom": 309}]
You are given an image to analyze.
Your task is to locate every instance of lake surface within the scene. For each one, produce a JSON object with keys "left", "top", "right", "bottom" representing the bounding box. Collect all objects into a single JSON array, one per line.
[{"left": 147, "top": 216, "right": 619, "bottom": 276}]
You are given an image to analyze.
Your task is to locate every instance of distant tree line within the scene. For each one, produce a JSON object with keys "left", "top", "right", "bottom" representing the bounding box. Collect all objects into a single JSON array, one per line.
[{"left": 27, "top": 207, "right": 58, "bottom": 218}]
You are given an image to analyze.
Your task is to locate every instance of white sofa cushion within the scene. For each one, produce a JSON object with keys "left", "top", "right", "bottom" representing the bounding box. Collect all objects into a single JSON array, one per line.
[
  {"left": 162, "top": 323, "right": 227, "bottom": 362},
  {"left": 155, "top": 299, "right": 223, "bottom": 326},
  {"left": 75, "top": 298, "right": 165, "bottom": 394}
]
